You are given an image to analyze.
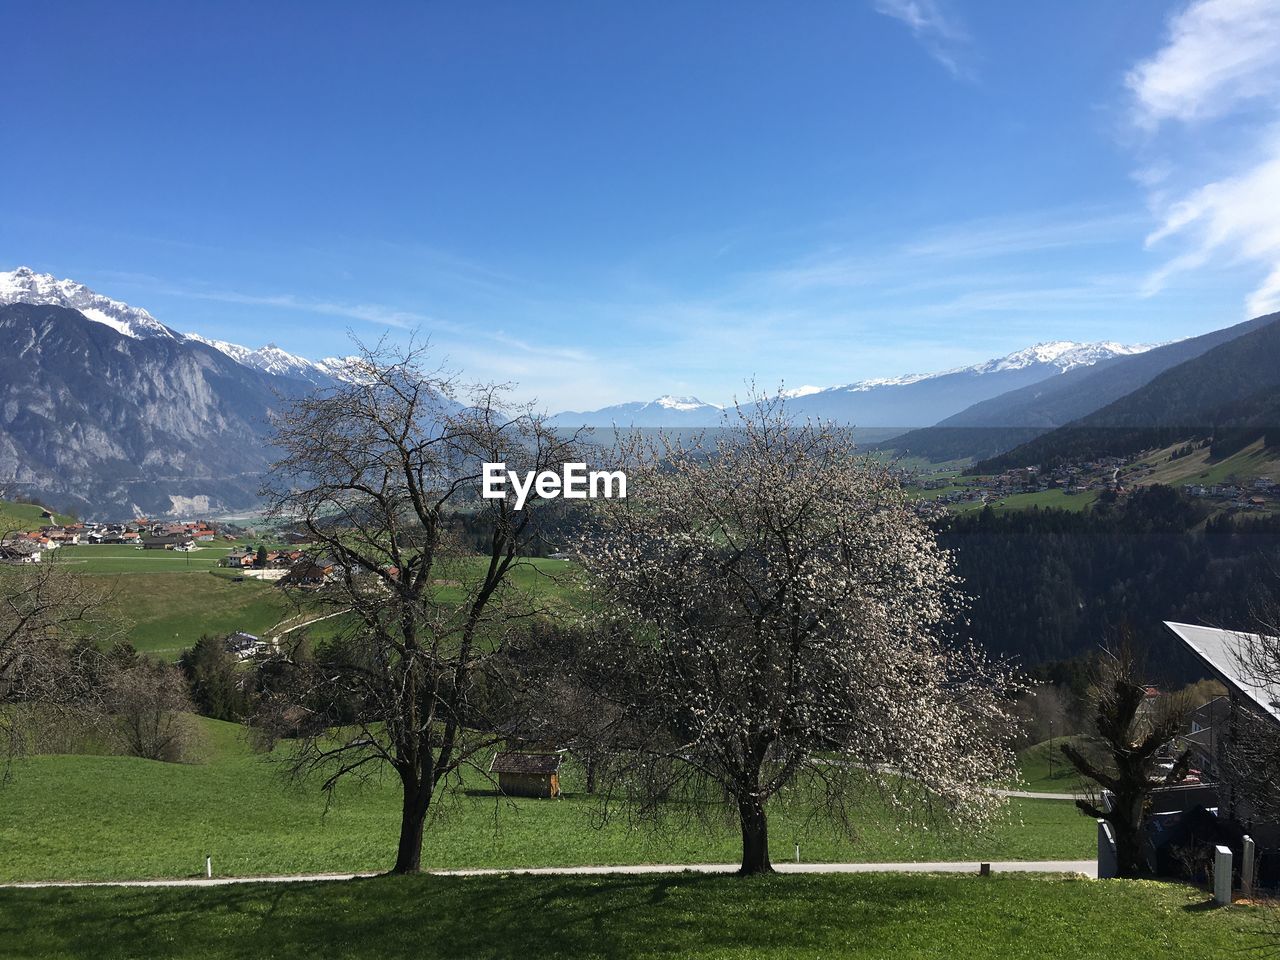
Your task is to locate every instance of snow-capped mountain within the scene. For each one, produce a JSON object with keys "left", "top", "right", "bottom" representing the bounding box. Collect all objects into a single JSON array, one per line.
[
  {"left": 783, "top": 340, "right": 1161, "bottom": 429},
  {"left": 0, "top": 267, "right": 371, "bottom": 516},
  {"left": 182, "top": 333, "right": 355, "bottom": 384},
  {"left": 0, "top": 265, "right": 179, "bottom": 340},
  {"left": 550, "top": 395, "right": 724, "bottom": 428},
  {"left": 1, "top": 267, "right": 354, "bottom": 384},
  {"left": 831, "top": 341, "right": 1160, "bottom": 393},
  {"left": 553, "top": 341, "right": 1161, "bottom": 431}
]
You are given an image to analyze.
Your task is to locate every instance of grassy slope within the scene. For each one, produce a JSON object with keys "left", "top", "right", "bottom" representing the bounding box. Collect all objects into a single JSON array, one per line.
[
  {"left": 69, "top": 553, "right": 578, "bottom": 654},
  {"left": 1131, "top": 438, "right": 1280, "bottom": 491},
  {"left": 1, "top": 874, "right": 1266, "bottom": 960},
  {"left": 82, "top": 572, "right": 297, "bottom": 656},
  {"left": 0, "top": 718, "right": 1092, "bottom": 883},
  {"left": 1018, "top": 737, "right": 1089, "bottom": 794},
  {"left": 0, "top": 500, "right": 73, "bottom": 532}
]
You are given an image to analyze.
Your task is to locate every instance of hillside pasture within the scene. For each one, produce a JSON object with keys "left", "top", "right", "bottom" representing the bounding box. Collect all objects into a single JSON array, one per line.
[
  {"left": 1131, "top": 437, "right": 1280, "bottom": 493},
  {"left": 81, "top": 572, "right": 298, "bottom": 656},
  {"left": 57, "top": 543, "right": 236, "bottom": 573},
  {"left": 0, "top": 499, "right": 74, "bottom": 533}
]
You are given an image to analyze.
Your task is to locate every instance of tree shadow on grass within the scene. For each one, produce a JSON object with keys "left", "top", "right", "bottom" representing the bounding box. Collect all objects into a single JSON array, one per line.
[{"left": 0, "top": 873, "right": 993, "bottom": 960}]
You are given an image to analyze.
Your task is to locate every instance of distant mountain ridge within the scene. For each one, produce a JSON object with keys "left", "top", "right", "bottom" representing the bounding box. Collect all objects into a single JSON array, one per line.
[
  {"left": 550, "top": 395, "right": 724, "bottom": 428},
  {"left": 0, "top": 267, "right": 355, "bottom": 386},
  {"left": 881, "top": 312, "right": 1280, "bottom": 463},
  {"left": 552, "top": 341, "right": 1159, "bottom": 429},
  {"left": 976, "top": 312, "right": 1280, "bottom": 473}
]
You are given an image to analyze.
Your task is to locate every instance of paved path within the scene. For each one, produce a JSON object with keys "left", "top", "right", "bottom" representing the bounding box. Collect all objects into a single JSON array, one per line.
[
  {"left": 994, "top": 789, "right": 1082, "bottom": 801},
  {"left": 269, "top": 607, "right": 350, "bottom": 640},
  {"left": 0, "top": 860, "right": 1096, "bottom": 889}
]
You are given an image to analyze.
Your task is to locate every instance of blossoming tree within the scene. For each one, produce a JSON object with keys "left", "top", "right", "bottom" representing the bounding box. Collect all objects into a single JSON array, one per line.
[{"left": 573, "top": 399, "right": 1020, "bottom": 874}]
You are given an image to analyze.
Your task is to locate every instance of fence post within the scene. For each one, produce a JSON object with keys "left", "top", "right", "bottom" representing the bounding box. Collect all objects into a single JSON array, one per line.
[
  {"left": 1242, "top": 836, "right": 1256, "bottom": 897},
  {"left": 1214, "top": 845, "right": 1233, "bottom": 905}
]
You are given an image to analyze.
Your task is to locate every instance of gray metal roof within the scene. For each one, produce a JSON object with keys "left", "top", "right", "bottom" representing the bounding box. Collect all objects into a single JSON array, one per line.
[{"left": 1164, "top": 621, "right": 1280, "bottom": 723}]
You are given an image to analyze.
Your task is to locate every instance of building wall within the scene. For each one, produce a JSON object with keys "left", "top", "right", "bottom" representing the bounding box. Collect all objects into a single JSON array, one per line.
[{"left": 498, "top": 772, "right": 559, "bottom": 798}]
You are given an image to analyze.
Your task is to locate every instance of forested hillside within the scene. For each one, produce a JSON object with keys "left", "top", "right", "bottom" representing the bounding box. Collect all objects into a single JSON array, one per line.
[{"left": 939, "top": 486, "right": 1280, "bottom": 677}]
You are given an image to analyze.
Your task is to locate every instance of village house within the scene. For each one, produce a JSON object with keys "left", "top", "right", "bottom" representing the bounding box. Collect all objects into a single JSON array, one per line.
[
  {"left": 223, "top": 631, "right": 268, "bottom": 660},
  {"left": 0, "top": 541, "right": 43, "bottom": 564},
  {"left": 281, "top": 557, "right": 337, "bottom": 586},
  {"left": 1164, "top": 621, "right": 1280, "bottom": 884}
]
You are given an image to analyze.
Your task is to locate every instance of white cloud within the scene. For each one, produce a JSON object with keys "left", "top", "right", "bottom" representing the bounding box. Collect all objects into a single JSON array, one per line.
[
  {"left": 1132, "top": 0, "right": 1280, "bottom": 316},
  {"left": 871, "top": 0, "right": 970, "bottom": 77},
  {"left": 1127, "top": 0, "right": 1280, "bottom": 127}
]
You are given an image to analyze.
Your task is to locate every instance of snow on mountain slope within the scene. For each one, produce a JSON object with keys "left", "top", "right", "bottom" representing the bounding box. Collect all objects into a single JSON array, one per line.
[
  {"left": 549, "top": 395, "right": 724, "bottom": 428},
  {"left": 553, "top": 341, "right": 1163, "bottom": 430},
  {"left": 2, "top": 267, "right": 356, "bottom": 383},
  {"left": 831, "top": 341, "right": 1161, "bottom": 393},
  {"left": 182, "top": 333, "right": 355, "bottom": 383},
  {"left": 0, "top": 266, "right": 178, "bottom": 339}
]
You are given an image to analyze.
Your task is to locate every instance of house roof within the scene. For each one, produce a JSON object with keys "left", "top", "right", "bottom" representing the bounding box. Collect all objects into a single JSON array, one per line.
[
  {"left": 1164, "top": 621, "right": 1280, "bottom": 724},
  {"left": 489, "top": 751, "right": 563, "bottom": 776}
]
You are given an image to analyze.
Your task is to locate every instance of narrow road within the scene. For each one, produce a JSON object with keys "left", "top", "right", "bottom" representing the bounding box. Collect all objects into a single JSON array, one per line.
[{"left": 0, "top": 860, "right": 1097, "bottom": 889}]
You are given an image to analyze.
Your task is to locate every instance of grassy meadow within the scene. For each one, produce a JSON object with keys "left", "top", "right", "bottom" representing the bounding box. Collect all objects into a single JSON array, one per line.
[
  {"left": 1016, "top": 737, "right": 1089, "bottom": 794},
  {"left": 81, "top": 571, "right": 298, "bottom": 656},
  {"left": 53, "top": 548, "right": 578, "bottom": 656},
  {"left": 1, "top": 873, "right": 1267, "bottom": 960},
  {"left": 0, "top": 718, "right": 1092, "bottom": 883},
  {"left": 0, "top": 500, "right": 74, "bottom": 532}
]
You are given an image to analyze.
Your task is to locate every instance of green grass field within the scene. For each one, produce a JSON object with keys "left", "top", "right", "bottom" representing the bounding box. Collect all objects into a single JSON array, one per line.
[
  {"left": 1017, "top": 737, "right": 1088, "bottom": 794},
  {"left": 1132, "top": 437, "right": 1280, "bottom": 492},
  {"left": 953, "top": 489, "right": 1101, "bottom": 514},
  {"left": 81, "top": 572, "right": 298, "bottom": 656},
  {"left": 56, "top": 543, "right": 237, "bottom": 573},
  {"left": 0, "top": 718, "right": 1093, "bottom": 883},
  {"left": 0, "top": 873, "right": 1266, "bottom": 960},
  {"left": 0, "top": 499, "right": 74, "bottom": 533},
  {"left": 65, "top": 552, "right": 580, "bottom": 655}
]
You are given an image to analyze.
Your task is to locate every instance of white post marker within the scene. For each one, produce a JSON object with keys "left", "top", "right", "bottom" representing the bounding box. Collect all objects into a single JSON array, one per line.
[
  {"left": 794, "top": 843, "right": 800, "bottom": 863},
  {"left": 1213, "top": 845, "right": 1232, "bottom": 905},
  {"left": 206, "top": 855, "right": 213, "bottom": 879},
  {"left": 1242, "top": 836, "right": 1256, "bottom": 897}
]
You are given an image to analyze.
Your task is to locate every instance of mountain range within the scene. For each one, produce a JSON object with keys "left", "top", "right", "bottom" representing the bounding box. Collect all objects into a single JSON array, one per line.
[
  {"left": 975, "top": 311, "right": 1280, "bottom": 473},
  {"left": 2, "top": 264, "right": 1278, "bottom": 516},
  {"left": 879, "top": 312, "right": 1280, "bottom": 463},
  {"left": 0, "top": 267, "right": 354, "bottom": 385},
  {"left": 548, "top": 341, "right": 1160, "bottom": 430}
]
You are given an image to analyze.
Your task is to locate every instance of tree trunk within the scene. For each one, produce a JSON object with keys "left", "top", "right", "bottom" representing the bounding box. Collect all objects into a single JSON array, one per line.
[
  {"left": 738, "top": 793, "right": 773, "bottom": 875},
  {"left": 1112, "top": 793, "right": 1146, "bottom": 879},
  {"left": 392, "top": 777, "right": 431, "bottom": 874}
]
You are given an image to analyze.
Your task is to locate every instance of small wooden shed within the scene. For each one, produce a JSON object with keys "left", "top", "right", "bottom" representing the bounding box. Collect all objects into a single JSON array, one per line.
[{"left": 489, "top": 751, "right": 563, "bottom": 798}]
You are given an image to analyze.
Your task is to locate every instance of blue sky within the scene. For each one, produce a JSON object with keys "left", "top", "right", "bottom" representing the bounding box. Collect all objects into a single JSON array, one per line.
[{"left": 5, "top": 0, "right": 1280, "bottom": 410}]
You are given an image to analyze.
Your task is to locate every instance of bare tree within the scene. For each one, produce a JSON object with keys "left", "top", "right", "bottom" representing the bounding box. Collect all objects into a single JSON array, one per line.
[
  {"left": 571, "top": 399, "right": 1020, "bottom": 875},
  {"left": 1060, "top": 643, "right": 1191, "bottom": 878},
  {"left": 254, "top": 342, "right": 581, "bottom": 874},
  {"left": 0, "top": 551, "right": 116, "bottom": 765},
  {"left": 104, "top": 646, "right": 197, "bottom": 762}
]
